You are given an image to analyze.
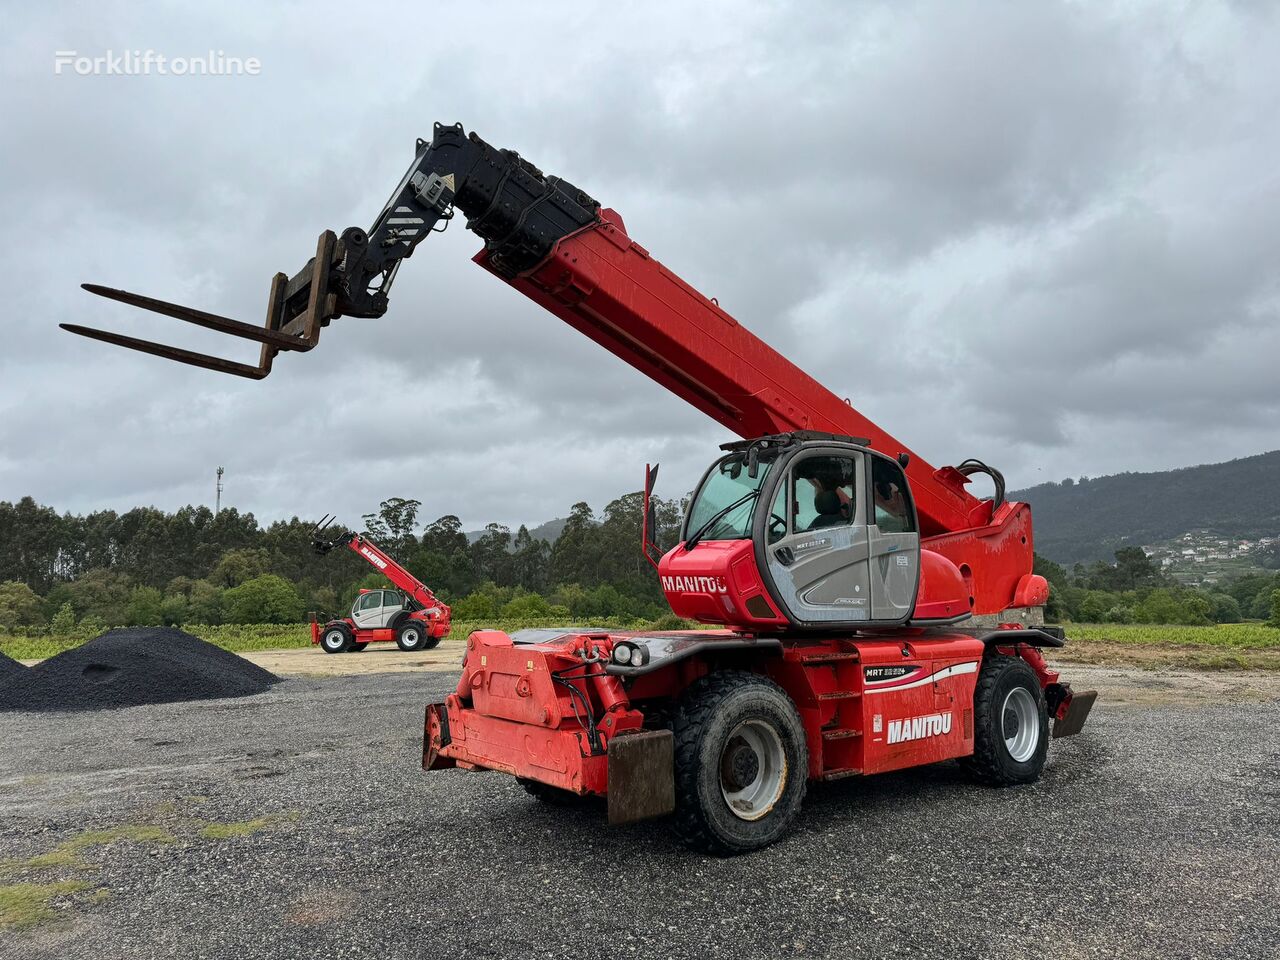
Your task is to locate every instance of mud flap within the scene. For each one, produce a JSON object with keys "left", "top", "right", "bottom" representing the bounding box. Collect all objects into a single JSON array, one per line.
[
  {"left": 1053, "top": 689, "right": 1097, "bottom": 739},
  {"left": 607, "top": 729, "right": 675, "bottom": 825},
  {"left": 422, "top": 702, "right": 455, "bottom": 770}
]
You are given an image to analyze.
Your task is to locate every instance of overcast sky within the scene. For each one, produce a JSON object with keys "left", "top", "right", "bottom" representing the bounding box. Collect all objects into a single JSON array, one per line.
[{"left": 3, "top": 1, "right": 1277, "bottom": 532}]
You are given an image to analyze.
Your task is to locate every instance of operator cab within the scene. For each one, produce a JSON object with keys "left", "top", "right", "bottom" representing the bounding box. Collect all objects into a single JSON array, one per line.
[
  {"left": 660, "top": 432, "right": 966, "bottom": 631},
  {"left": 351, "top": 588, "right": 409, "bottom": 629}
]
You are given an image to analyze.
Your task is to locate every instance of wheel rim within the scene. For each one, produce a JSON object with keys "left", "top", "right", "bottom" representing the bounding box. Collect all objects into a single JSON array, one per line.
[
  {"left": 403, "top": 627, "right": 420, "bottom": 646},
  {"left": 1001, "top": 686, "right": 1039, "bottom": 762},
  {"left": 719, "top": 719, "right": 787, "bottom": 821},
  {"left": 324, "top": 631, "right": 344, "bottom": 649}
]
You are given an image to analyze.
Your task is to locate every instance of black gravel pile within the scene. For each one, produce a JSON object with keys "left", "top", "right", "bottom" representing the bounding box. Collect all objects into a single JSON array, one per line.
[
  {"left": 0, "top": 627, "right": 279, "bottom": 712},
  {"left": 0, "top": 649, "right": 26, "bottom": 681}
]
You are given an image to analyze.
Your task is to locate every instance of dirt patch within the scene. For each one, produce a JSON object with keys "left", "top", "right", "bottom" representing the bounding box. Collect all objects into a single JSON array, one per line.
[
  {"left": 241, "top": 641, "right": 464, "bottom": 677},
  {"left": 0, "top": 628, "right": 279, "bottom": 712},
  {"left": 1050, "top": 639, "right": 1280, "bottom": 672},
  {"left": 1048, "top": 662, "right": 1280, "bottom": 707},
  {"left": 282, "top": 890, "right": 360, "bottom": 927}
]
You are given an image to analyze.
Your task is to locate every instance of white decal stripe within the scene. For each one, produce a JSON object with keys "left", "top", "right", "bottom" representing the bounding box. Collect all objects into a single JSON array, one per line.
[{"left": 865, "top": 661, "right": 978, "bottom": 694}]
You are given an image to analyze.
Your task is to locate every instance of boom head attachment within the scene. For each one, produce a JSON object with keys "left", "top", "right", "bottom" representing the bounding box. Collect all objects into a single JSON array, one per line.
[
  {"left": 66, "top": 228, "right": 365, "bottom": 379},
  {"left": 311, "top": 514, "right": 353, "bottom": 554},
  {"left": 64, "top": 122, "right": 598, "bottom": 378}
]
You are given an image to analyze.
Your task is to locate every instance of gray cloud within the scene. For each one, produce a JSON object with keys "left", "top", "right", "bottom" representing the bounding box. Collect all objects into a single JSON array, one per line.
[{"left": 3, "top": 1, "right": 1278, "bottom": 533}]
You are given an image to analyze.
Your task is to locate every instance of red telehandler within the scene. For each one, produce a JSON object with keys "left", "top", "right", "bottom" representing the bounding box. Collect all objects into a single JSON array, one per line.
[
  {"left": 68, "top": 122, "right": 1097, "bottom": 854},
  {"left": 309, "top": 516, "right": 451, "bottom": 653}
]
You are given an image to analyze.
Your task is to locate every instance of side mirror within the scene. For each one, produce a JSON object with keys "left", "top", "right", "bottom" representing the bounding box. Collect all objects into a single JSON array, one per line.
[
  {"left": 642, "top": 463, "right": 663, "bottom": 571},
  {"left": 897, "top": 452, "right": 910, "bottom": 469},
  {"left": 747, "top": 445, "right": 760, "bottom": 479}
]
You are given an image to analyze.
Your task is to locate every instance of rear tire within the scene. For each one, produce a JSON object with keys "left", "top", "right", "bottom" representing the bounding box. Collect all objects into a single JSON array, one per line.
[
  {"left": 422, "top": 634, "right": 443, "bottom": 650},
  {"left": 962, "top": 654, "right": 1049, "bottom": 786},
  {"left": 320, "top": 625, "right": 351, "bottom": 654},
  {"left": 396, "top": 622, "right": 428, "bottom": 652},
  {"left": 673, "top": 670, "right": 807, "bottom": 855},
  {"left": 351, "top": 642, "right": 369, "bottom": 652}
]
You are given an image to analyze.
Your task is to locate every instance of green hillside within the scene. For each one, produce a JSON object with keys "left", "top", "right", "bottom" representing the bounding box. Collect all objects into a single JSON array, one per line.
[{"left": 1012, "top": 450, "right": 1280, "bottom": 566}]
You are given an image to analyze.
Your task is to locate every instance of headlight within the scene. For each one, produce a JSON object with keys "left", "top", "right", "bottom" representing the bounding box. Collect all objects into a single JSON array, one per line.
[{"left": 611, "top": 641, "right": 650, "bottom": 668}]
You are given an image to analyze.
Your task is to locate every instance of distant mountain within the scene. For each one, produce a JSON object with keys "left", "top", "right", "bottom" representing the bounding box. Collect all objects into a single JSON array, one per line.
[
  {"left": 465, "top": 516, "right": 572, "bottom": 545},
  {"left": 1011, "top": 450, "right": 1280, "bottom": 566}
]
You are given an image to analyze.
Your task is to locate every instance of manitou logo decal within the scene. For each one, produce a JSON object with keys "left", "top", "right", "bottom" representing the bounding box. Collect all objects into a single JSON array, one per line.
[
  {"left": 887, "top": 712, "right": 953, "bottom": 744},
  {"left": 359, "top": 546, "right": 388, "bottom": 570},
  {"left": 661, "top": 575, "right": 728, "bottom": 594}
]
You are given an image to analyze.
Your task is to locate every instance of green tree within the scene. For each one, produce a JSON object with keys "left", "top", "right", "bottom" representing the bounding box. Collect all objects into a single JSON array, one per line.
[
  {"left": 362, "top": 497, "right": 421, "bottom": 554},
  {"left": 210, "top": 548, "right": 271, "bottom": 588},
  {"left": 1208, "top": 593, "right": 1242, "bottom": 624},
  {"left": 0, "top": 580, "right": 43, "bottom": 630},
  {"left": 126, "top": 586, "right": 164, "bottom": 626},
  {"left": 160, "top": 593, "right": 189, "bottom": 627},
  {"left": 50, "top": 601, "right": 76, "bottom": 635},
  {"left": 1269, "top": 589, "right": 1280, "bottom": 628},
  {"left": 46, "top": 568, "right": 131, "bottom": 626},
  {"left": 223, "top": 574, "right": 304, "bottom": 625}
]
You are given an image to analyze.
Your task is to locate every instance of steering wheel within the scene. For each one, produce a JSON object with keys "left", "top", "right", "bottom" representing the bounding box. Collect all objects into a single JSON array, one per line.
[{"left": 768, "top": 513, "right": 788, "bottom": 541}]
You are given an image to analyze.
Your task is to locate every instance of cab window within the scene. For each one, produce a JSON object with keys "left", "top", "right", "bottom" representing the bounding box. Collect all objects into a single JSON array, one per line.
[
  {"left": 792, "top": 456, "right": 857, "bottom": 532},
  {"left": 382, "top": 591, "right": 403, "bottom": 608},
  {"left": 871, "top": 458, "right": 915, "bottom": 533},
  {"left": 685, "top": 453, "right": 775, "bottom": 542},
  {"left": 356, "top": 592, "right": 380, "bottom": 612},
  {"left": 767, "top": 481, "right": 789, "bottom": 544}
]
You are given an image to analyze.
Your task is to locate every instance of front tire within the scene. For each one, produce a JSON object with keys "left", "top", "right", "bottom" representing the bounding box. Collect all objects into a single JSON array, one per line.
[
  {"left": 396, "top": 622, "right": 428, "bottom": 652},
  {"left": 673, "top": 671, "right": 807, "bottom": 855},
  {"left": 320, "top": 625, "right": 351, "bottom": 654},
  {"left": 962, "top": 654, "right": 1049, "bottom": 786}
]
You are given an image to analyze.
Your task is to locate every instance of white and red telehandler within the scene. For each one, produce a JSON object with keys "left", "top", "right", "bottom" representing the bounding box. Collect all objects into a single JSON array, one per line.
[
  {"left": 70, "top": 122, "right": 1097, "bottom": 854},
  {"left": 309, "top": 516, "right": 451, "bottom": 654}
]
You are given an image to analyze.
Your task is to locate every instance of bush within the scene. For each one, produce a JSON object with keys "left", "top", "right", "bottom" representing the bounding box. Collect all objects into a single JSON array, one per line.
[
  {"left": 648, "top": 613, "right": 697, "bottom": 631},
  {"left": 49, "top": 601, "right": 76, "bottom": 635},
  {"left": 1269, "top": 589, "right": 1280, "bottom": 628},
  {"left": 0, "top": 581, "right": 43, "bottom": 630},
  {"left": 126, "top": 586, "right": 164, "bottom": 626},
  {"left": 1208, "top": 593, "right": 1242, "bottom": 624},
  {"left": 222, "top": 575, "right": 304, "bottom": 625}
]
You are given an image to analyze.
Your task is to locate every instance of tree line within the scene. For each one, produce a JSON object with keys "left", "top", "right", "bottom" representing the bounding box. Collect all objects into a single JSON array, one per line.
[
  {"left": 1, "top": 494, "right": 1277, "bottom": 634},
  {"left": 0, "top": 493, "right": 684, "bottom": 633},
  {"left": 1036, "top": 546, "right": 1280, "bottom": 626}
]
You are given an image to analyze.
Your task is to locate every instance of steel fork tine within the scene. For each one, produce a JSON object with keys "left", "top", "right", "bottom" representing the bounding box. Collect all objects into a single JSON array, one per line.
[
  {"left": 59, "top": 324, "right": 269, "bottom": 380},
  {"left": 80, "top": 284, "right": 311, "bottom": 352}
]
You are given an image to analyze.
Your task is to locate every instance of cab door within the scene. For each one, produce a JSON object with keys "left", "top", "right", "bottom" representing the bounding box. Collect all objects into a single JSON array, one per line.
[
  {"left": 764, "top": 451, "right": 873, "bottom": 623},
  {"left": 378, "top": 590, "right": 407, "bottom": 627},
  {"left": 351, "top": 591, "right": 385, "bottom": 629},
  {"left": 867, "top": 455, "right": 921, "bottom": 621}
]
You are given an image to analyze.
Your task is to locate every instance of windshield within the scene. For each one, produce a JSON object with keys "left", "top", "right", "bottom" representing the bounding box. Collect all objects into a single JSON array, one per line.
[{"left": 685, "top": 454, "right": 774, "bottom": 543}]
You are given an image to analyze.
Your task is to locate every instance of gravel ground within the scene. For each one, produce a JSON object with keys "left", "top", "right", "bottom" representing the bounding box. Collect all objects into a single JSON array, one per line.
[{"left": 0, "top": 665, "right": 1276, "bottom": 959}]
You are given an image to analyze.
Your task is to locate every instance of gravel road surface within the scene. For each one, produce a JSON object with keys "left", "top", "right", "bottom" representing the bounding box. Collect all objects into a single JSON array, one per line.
[{"left": 1, "top": 663, "right": 1275, "bottom": 959}]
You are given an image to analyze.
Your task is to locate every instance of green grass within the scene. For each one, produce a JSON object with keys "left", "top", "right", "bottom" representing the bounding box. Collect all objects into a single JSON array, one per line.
[
  {"left": 0, "top": 880, "right": 89, "bottom": 930},
  {"left": 0, "top": 616, "right": 659, "bottom": 661},
  {"left": 198, "top": 817, "right": 272, "bottom": 839},
  {"left": 1065, "top": 622, "right": 1280, "bottom": 649},
  {"left": 1, "top": 825, "right": 174, "bottom": 873}
]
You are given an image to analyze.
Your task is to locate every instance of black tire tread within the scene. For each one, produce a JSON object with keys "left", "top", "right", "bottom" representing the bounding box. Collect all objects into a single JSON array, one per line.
[
  {"left": 320, "top": 624, "right": 351, "bottom": 654},
  {"left": 962, "top": 654, "right": 1047, "bottom": 786},
  {"left": 673, "top": 670, "right": 807, "bottom": 856}
]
